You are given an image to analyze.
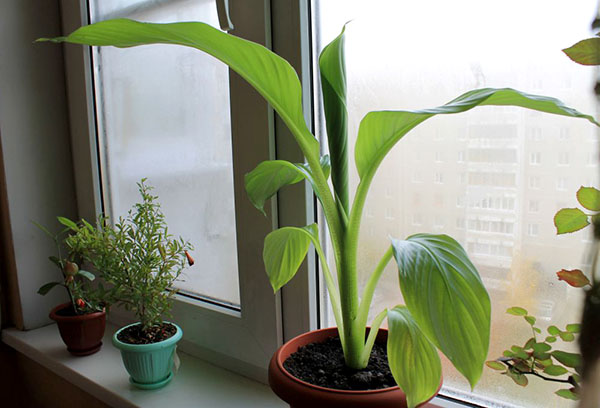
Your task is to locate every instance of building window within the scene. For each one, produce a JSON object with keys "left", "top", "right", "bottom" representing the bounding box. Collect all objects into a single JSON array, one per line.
[
  {"left": 529, "top": 176, "right": 541, "bottom": 189},
  {"left": 529, "top": 152, "right": 541, "bottom": 165},
  {"left": 434, "top": 172, "right": 444, "bottom": 184},
  {"left": 558, "top": 152, "right": 569, "bottom": 166},
  {"left": 528, "top": 200, "right": 539, "bottom": 213},
  {"left": 528, "top": 223, "right": 539, "bottom": 237}
]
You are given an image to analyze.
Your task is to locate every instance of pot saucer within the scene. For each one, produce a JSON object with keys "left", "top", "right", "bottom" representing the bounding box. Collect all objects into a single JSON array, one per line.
[{"left": 129, "top": 372, "right": 173, "bottom": 390}]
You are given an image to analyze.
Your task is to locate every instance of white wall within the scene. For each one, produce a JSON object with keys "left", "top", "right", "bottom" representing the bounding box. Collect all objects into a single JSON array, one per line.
[{"left": 0, "top": 1, "right": 78, "bottom": 329}]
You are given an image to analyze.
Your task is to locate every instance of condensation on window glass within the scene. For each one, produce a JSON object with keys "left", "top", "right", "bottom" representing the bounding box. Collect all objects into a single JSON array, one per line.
[
  {"left": 314, "top": 1, "right": 597, "bottom": 406},
  {"left": 91, "top": 0, "right": 240, "bottom": 306}
]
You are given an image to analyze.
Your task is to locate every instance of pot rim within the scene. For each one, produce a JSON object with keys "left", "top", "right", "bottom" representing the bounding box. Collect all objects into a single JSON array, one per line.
[
  {"left": 275, "top": 326, "right": 401, "bottom": 395},
  {"left": 112, "top": 321, "right": 182, "bottom": 352},
  {"left": 49, "top": 302, "right": 106, "bottom": 322}
]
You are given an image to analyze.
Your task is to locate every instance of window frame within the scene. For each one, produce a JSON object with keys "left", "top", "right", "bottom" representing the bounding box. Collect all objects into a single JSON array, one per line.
[{"left": 60, "top": 0, "right": 317, "bottom": 381}]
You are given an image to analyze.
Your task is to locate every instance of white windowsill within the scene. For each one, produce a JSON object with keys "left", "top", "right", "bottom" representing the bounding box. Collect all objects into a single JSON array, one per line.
[
  {"left": 1, "top": 323, "right": 470, "bottom": 408},
  {"left": 1, "top": 323, "right": 285, "bottom": 408}
]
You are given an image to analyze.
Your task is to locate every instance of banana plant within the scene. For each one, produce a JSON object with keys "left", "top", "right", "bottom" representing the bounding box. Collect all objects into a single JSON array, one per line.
[{"left": 39, "top": 19, "right": 599, "bottom": 407}]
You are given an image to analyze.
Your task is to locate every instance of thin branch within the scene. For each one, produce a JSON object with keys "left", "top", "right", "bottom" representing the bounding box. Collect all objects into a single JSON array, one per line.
[{"left": 498, "top": 358, "right": 578, "bottom": 386}]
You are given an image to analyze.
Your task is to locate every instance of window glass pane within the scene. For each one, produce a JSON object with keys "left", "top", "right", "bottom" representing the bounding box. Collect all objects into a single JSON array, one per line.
[
  {"left": 91, "top": 0, "right": 240, "bottom": 306},
  {"left": 314, "top": 1, "right": 597, "bottom": 406}
]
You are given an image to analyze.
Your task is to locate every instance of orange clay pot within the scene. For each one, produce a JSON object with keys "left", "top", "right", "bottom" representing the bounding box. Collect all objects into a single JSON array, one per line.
[{"left": 268, "top": 327, "right": 442, "bottom": 408}]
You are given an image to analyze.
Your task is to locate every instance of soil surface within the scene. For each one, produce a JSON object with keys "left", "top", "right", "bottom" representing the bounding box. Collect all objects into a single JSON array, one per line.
[
  {"left": 117, "top": 322, "right": 177, "bottom": 345},
  {"left": 56, "top": 305, "right": 78, "bottom": 317},
  {"left": 283, "top": 335, "right": 396, "bottom": 391}
]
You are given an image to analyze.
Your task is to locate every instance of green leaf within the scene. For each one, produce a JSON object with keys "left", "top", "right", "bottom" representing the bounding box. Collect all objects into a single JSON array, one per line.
[
  {"left": 545, "top": 336, "right": 557, "bottom": 343},
  {"left": 510, "top": 345, "right": 523, "bottom": 353},
  {"left": 563, "top": 38, "right": 600, "bottom": 66},
  {"left": 544, "top": 365, "right": 568, "bottom": 376},
  {"left": 38, "top": 282, "right": 62, "bottom": 295},
  {"left": 532, "top": 342, "right": 551, "bottom": 354},
  {"left": 524, "top": 315, "right": 536, "bottom": 326},
  {"left": 486, "top": 361, "right": 505, "bottom": 371},
  {"left": 355, "top": 88, "right": 598, "bottom": 180},
  {"left": 57, "top": 216, "right": 78, "bottom": 231},
  {"left": 548, "top": 325, "right": 560, "bottom": 335},
  {"left": 554, "top": 208, "right": 590, "bottom": 234},
  {"left": 387, "top": 306, "right": 441, "bottom": 408},
  {"left": 555, "top": 389, "right": 580, "bottom": 400},
  {"left": 577, "top": 186, "right": 600, "bottom": 210},
  {"left": 245, "top": 160, "right": 305, "bottom": 215},
  {"left": 263, "top": 224, "right": 318, "bottom": 292},
  {"left": 41, "top": 19, "right": 319, "bottom": 162},
  {"left": 48, "top": 256, "right": 62, "bottom": 269},
  {"left": 506, "top": 306, "right": 528, "bottom": 316},
  {"left": 524, "top": 337, "right": 535, "bottom": 349},
  {"left": 32, "top": 220, "right": 54, "bottom": 238},
  {"left": 566, "top": 324, "right": 581, "bottom": 333},
  {"left": 505, "top": 368, "right": 528, "bottom": 386},
  {"left": 551, "top": 350, "right": 582, "bottom": 368},
  {"left": 319, "top": 25, "right": 349, "bottom": 213},
  {"left": 391, "top": 233, "right": 490, "bottom": 388},
  {"left": 245, "top": 157, "right": 332, "bottom": 216},
  {"left": 77, "top": 269, "right": 95, "bottom": 281},
  {"left": 559, "top": 331, "right": 576, "bottom": 342},
  {"left": 533, "top": 327, "right": 542, "bottom": 334}
]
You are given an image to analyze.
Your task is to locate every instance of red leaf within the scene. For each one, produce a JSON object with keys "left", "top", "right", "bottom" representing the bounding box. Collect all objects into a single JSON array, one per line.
[{"left": 557, "top": 269, "right": 590, "bottom": 288}]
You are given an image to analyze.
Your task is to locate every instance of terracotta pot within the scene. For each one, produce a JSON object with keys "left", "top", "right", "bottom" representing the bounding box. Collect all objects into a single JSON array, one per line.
[
  {"left": 268, "top": 327, "right": 441, "bottom": 408},
  {"left": 49, "top": 302, "right": 106, "bottom": 356}
]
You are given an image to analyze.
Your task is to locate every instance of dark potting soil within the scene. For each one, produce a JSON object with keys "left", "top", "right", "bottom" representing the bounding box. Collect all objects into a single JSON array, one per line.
[
  {"left": 283, "top": 335, "right": 396, "bottom": 391},
  {"left": 117, "top": 322, "right": 177, "bottom": 345},
  {"left": 56, "top": 305, "right": 78, "bottom": 317}
]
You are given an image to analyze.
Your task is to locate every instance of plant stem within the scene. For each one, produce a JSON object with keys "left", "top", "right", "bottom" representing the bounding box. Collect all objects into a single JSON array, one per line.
[
  {"left": 356, "top": 246, "right": 393, "bottom": 330},
  {"left": 499, "top": 358, "right": 577, "bottom": 385},
  {"left": 359, "top": 308, "right": 388, "bottom": 366}
]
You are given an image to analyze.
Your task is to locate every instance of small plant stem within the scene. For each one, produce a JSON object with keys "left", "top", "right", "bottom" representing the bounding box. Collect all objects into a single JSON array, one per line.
[
  {"left": 312, "top": 238, "right": 344, "bottom": 344},
  {"left": 359, "top": 308, "right": 388, "bottom": 366},
  {"left": 500, "top": 358, "right": 577, "bottom": 385},
  {"left": 356, "top": 246, "right": 393, "bottom": 330}
]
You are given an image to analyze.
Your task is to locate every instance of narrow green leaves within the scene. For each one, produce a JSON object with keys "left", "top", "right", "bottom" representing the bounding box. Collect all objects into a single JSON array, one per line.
[
  {"left": 355, "top": 88, "right": 598, "bottom": 180},
  {"left": 563, "top": 38, "right": 600, "bottom": 66},
  {"left": 40, "top": 19, "right": 319, "bottom": 161},
  {"left": 391, "top": 234, "right": 491, "bottom": 388},
  {"left": 319, "top": 25, "right": 349, "bottom": 213},
  {"left": 263, "top": 224, "right": 318, "bottom": 292},
  {"left": 485, "top": 361, "right": 505, "bottom": 371},
  {"left": 57, "top": 216, "right": 78, "bottom": 231},
  {"left": 555, "top": 389, "right": 579, "bottom": 400},
  {"left": 245, "top": 156, "right": 331, "bottom": 215},
  {"left": 554, "top": 208, "right": 589, "bottom": 234},
  {"left": 387, "top": 306, "right": 441, "bottom": 408}
]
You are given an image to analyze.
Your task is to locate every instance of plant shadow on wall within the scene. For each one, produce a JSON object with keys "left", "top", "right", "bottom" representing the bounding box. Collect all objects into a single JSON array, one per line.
[
  {"left": 40, "top": 20, "right": 598, "bottom": 407},
  {"left": 487, "top": 35, "right": 600, "bottom": 403}
]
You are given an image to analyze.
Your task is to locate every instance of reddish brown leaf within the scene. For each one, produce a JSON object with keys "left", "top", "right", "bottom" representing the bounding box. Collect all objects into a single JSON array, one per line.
[
  {"left": 557, "top": 269, "right": 590, "bottom": 288},
  {"left": 185, "top": 250, "right": 195, "bottom": 266}
]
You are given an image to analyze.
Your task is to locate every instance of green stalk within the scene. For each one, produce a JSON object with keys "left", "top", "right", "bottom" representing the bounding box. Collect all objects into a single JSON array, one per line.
[
  {"left": 359, "top": 308, "right": 388, "bottom": 366},
  {"left": 356, "top": 246, "right": 393, "bottom": 330}
]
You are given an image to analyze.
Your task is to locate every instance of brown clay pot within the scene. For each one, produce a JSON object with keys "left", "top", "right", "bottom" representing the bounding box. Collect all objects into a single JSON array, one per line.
[
  {"left": 49, "top": 302, "right": 106, "bottom": 356},
  {"left": 268, "top": 327, "right": 442, "bottom": 408}
]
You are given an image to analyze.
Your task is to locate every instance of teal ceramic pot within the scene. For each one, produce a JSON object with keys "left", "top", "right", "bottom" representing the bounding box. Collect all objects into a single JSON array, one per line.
[{"left": 113, "top": 322, "right": 182, "bottom": 389}]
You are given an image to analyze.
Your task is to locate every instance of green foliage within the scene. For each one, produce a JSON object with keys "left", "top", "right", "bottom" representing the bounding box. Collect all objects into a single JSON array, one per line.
[
  {"left": 41, "top": 20, "right": 598, "bottom": 406},
  {"left": 34, "top": 218, "right": 105, "bottom": 314},
  {"left": 73, "top": 180, "right": 192, "bottom": 332},
  {"left": 554, "top": 186, "right": 600, "bottom": 234},
  {"left": 487, "top": 306, "right": 582, "bottom": 400}
]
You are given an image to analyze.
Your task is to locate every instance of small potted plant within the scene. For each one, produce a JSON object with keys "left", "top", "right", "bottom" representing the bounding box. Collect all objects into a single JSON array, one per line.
[
  {"left": 36, "top": 218, "right": 107, "bottom": 356},
  {"left": 79, "top": 179, "right": 193, "bottom": 389},
  {"left": 40, "top": 20, "right": 599, "bottom": 407}
]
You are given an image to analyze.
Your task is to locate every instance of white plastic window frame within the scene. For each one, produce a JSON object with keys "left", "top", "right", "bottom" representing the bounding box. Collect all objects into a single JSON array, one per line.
[{"left": 59, "top": 0, "right": 318, "bottom": 382}]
